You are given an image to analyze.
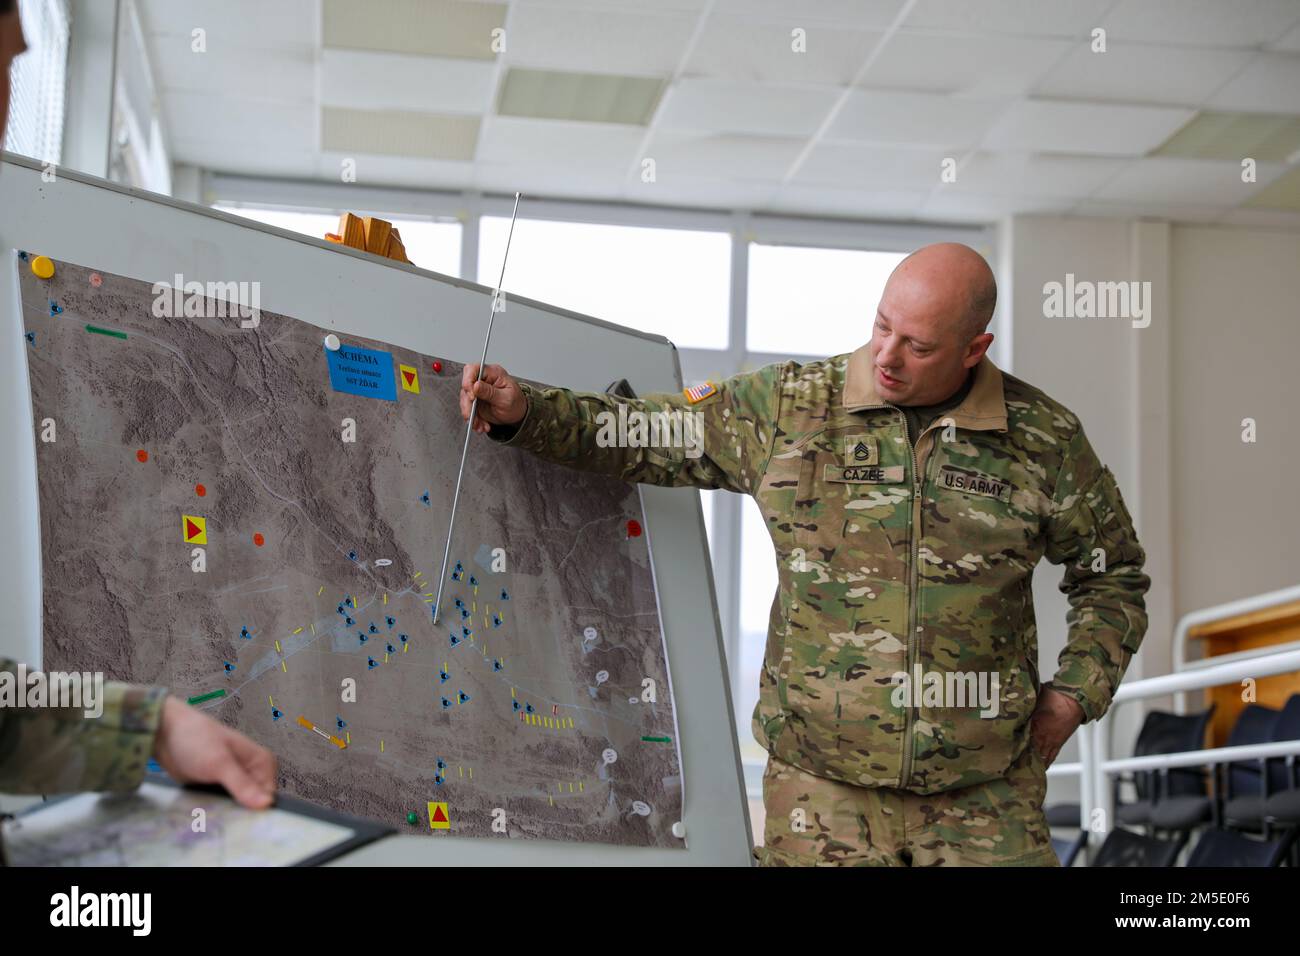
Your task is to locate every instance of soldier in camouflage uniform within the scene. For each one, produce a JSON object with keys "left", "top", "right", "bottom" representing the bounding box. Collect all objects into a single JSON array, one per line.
[
  {"left": 462, "top": 243, "right": 1149, "bottom": 866},
  {"left": 0, "top": 0, "right": 276, "bottom": 812}
]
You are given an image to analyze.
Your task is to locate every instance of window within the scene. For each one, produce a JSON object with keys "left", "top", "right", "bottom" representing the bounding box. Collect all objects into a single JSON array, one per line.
[
  {"left": 2, "top": 0, "right": 69, "bottom": 164},
  {"left": 214, "top": 205, "right": 462, "bottom": 278},
  {"left": 736, "top": 495, "right": 777, "bottom": 761},
  {"left": 746, "top": 243, "right": 907, "bottom": 356},
  {"left": 478, "top": 217, "right": 730, "bottom": 349}
]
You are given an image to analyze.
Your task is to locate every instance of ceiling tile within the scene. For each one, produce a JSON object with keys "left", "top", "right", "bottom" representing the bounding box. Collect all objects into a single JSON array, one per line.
[
  {"left": 478, "top": 117, "right": 644, "bottom": 168},
  {"left": 1093, "top": 156, "right": 1286, "bottom": 204},
  {"left": 658, "top": 78, "right": 838, "bottom": 136},
  {"left": 685, "top": 17, "right": 883, "bottom": 85},
  {"left": 174, "top": 142, "right": 317, "bottom": 178},
  {"left": 905, "top": 0, "right": 1116, "bottom": 37},
  {"left": 794, "top": 142, "right": 953, "bottom": 189},
  {"left": 322, "top": 0, "right": 506, "bottom": 59},
  {"left": 162, "top": 92, "right": 316, "bottom": 150},
  {"left": 1206, "top": 55, "right": 1300, "bottom": 114},
  {"left": 711, "top": 0, "right": 908, "bottom": 29},
  {"left": 497, "top": 69, "right": 665, "bottom": 124},
  {"left": 317, "top": 152, "right": 477, "bottom": 191},
  {"left": 983, "top": 98, "right": 1196, "bottom": 156},
  {"left": 321, "top": 107, "right": 481, "bottom": 161},
  {"left": 765, "top": 183, "right": 929, "bottom": 219},
  {"left": 955, "top": 152, "right": 1131, "bottom": 197},
  {"left": 827, "top": 90, "right": 1007, "bottom": 148},
  {"left": 624, "top": 175, "right": 781, "bottom": 211},
  {"left": 861, "top": 30, "right": 1071, "bottom": 96},
  {"left": 1072, "top": 198, "right": 1230, "bottom": 222},
  {"left": 503, "top": 5, "right": 699, "bottom": 75},
  {"left": 919, "top": 190, "right": 1076, "bottom": 222},
  {"left": 1034, "top": 42, "right": 1252, "bottom": 107},
  {"left": 1100, "top": 0, "right": 1300, "bottom": 48},
  {"left": 149, "top": 37, "right": 315, "bottom": 102},
  {"left": 139, "top": 0, "right": 317, "bottom": 52},
  {"left": 320, "top": 49, "right": 496, "bottom": 114},
  {"left": 643, "top": 131, "right": 805, "bottom": 180}
]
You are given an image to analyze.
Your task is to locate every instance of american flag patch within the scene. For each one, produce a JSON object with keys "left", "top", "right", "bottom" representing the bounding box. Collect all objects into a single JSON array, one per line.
[{"left": 683, "top": 382, "right": 717, "bottom": 403}]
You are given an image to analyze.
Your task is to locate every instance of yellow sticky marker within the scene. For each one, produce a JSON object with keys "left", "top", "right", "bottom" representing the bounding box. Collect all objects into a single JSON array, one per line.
[
  {"left": 281, "top": 660, "right": 287, "bottom": 672},
  {"left": 317, "top": 585, "right": 324, "bottom": 596},
  {"left": 381, "top": 740, "right": 385, "bottom": 753},
  {"left": 428, "top": 802, "right": 450, "bottom": 829},
  {"left": 383, "top": 593, "right": 388, "bottom": 605},
  {"left": 30, "top": 255, "right": 55, "bottom": 279},
  {"left": 293, "top": 627, "right": 303, "bottom": 634},
  {"left": 181, "top": 514, "right": 207, "bottom": 545},
  {"left": 268, "top": 696, "right": 274, "bottom": 707},
  {"left": 399, "top": 364, "right": 420, "bottom": 393},
  {"left": 275, "top": 640, "right": 281, "bottom": 653}
]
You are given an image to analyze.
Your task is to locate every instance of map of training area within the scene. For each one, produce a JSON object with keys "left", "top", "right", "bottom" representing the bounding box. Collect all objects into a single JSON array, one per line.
[{"left": 18, "top": 255, "right": 683, "bottom": 848}]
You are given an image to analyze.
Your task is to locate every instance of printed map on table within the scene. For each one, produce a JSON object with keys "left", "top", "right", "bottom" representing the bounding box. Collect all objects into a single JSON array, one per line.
[{"left": 16, "top": 255, "right": 683, "bottom": 848}]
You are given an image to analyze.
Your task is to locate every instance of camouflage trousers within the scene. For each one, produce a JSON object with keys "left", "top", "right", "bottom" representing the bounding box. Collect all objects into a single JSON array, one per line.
[{"left": 754, "top": 744, "right": 1059, "bottom": 867}]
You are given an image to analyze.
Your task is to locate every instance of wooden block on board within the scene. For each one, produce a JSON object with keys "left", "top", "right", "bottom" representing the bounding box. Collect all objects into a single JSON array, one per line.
[
  {"left": 385, "top": 232, "right": 409, "bottom": 263},
  {"left": 338, "top": 212, "right": 366, "bottom": 250},
  {"left": 363, "top": 217, "right": 392, "bottom": 256}
]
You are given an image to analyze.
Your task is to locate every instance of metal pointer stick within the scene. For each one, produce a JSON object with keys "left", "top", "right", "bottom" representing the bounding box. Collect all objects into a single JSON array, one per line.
[{"left": 432, "top": 192, "right": 522, "bottom": 624}]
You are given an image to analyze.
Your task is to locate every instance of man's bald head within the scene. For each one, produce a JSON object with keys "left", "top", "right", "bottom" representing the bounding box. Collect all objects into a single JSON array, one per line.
[
  {"left": 869, "top": 242, "right": 996, "bottom": 405},
  {"left": 891, "top": 242, "right": 997, "bottom": 342}
]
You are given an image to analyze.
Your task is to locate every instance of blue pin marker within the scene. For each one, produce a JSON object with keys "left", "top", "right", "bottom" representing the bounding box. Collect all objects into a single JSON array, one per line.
[
  {"left": 223, "top": 661, "right": 236, "bottom": 673},
  {"left": 147, "top": 757, "right": 162, "bottom": 773},
  {"left": 436, "top": 758, "right": 446, "bottom": 770},
  {"left": 454, "top": 598, "right": 464, "bottom": 609},
  {"left": 458, "top": 690, "right": 470, "bottom": 704},
  {"left": 386, "top": 644, "right": 395, "bottom": 654},
  {"left": 449, "top": 634, "right": 460, "bottom": 647},
  {"left": 24, "top": 331, "right": 35, "bottom": 346},
  {"left": 434, "top": 774, "right": 444, "bottom": 785},
  {"left": 240, "top": 626, "right": 251, "bottom": 639},
  {"left": 345, "top": 596, "right": 353, "bottom": 608},
  {"left": 368, "top": 657, "right": 378, "bottom": 670},
  {"left": 500, "top": 589, "right": 510, "bottom": 601},
  {"left": 440, "top": 697, "right": 452, "bottom": 710},
  {"left": 420, "top": 491, "right": 430, "bottom": 506},
  {"left": 272, "top": 707, "right": 282, "bottom": 721},
  {"left": 18, "top": 251, "right": 28, "bottom": 260},
  {"left": 336, "top": 716, "right": 347, "bottom": 729},
  {"left": 348, "top": 550, "right": 358, "bottom": 561},
  {"left": 368, "top": 622, "right": 378, "bottom": 633},
  {"left": 399, "top": 633, "right": 408, "bottom": 644},
  {"left": 48, "top": 301, "right": 62, "bottom": 316},
  {"left": 525, "top": 703, "right": 534, "bottom": 714},
  {"left": 462, "top": 626, "right": 472, "bottom": 638},
  {"left": 512, "top": 700, "right": 521, "bottom": 711},
  {"left": 493, "top": 659, "right": 503, "bottom": 672},
  {"left": 345, "top": 616, "right": 354, "bottom": 626},
  {"left": 492, "top": 614, "right": 503, "bottom": 629},
  {"left": 359, "top": 633, "right": 368, "bottom": 644},
  {"left": 337, "top": 604, "right": 345, "bottom": 615},
  {"left": 460, "top": 608, "right": 470, "bottom": 620},
  {"left": 386, "top": 616, "right": 396, "bottom": 629},
  {"left": 439, "top": 668, "right": 449, "bottom": 683}
]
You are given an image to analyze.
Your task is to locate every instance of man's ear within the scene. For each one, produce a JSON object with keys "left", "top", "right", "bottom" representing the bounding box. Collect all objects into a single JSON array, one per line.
[{"left": 964, "top": 332, "right": 994, "bottom": 367}]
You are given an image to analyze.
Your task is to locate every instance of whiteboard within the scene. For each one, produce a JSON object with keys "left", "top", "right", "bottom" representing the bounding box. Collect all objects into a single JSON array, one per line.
[{"left": 0, "top": 153, "right": 752, "bottom": 866}]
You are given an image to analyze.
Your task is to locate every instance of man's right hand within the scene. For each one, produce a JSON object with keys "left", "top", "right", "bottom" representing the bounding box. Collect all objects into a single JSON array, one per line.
[{"left": 460, "top": 363, "right": 528, "bottom": 434}]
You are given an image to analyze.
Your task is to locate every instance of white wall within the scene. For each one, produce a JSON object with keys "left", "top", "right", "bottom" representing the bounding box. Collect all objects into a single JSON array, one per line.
[{"left": 1170, "top": 225, "right": 1300, "bottom": 618}]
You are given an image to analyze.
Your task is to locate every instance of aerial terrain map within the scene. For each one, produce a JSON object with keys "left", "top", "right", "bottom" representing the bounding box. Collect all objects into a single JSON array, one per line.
[{"left": 16, "top": 254, "right": 683, "bottom": 848}]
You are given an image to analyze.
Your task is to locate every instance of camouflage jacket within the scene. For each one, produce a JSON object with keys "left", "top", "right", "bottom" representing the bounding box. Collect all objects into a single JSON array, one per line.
[
  {"left": 490, "top": 347, "right": 1150, "bottom": 793},
  {"left": 0, "top": 658, "right": 166, "bottom": 794}
]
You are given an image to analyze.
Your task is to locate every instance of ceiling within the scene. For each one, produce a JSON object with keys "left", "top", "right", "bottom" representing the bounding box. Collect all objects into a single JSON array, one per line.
[{"left": 138, "top": 0, "right": 1300, "bottom": 226}]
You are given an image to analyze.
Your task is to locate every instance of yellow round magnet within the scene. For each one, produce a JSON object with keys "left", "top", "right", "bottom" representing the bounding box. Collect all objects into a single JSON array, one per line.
[{"left": 30, "top": 255, "right": 55, "bottom": 279}]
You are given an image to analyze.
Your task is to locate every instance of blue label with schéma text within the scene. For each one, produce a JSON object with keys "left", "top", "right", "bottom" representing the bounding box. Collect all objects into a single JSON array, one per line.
[{"left": 326, "top": 343, "right": 397, "bottom": 401}]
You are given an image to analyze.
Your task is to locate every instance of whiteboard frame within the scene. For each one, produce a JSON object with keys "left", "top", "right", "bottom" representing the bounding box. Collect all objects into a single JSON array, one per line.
[{"left": 0, "top": 153, "right": 753, "bottom": 866}]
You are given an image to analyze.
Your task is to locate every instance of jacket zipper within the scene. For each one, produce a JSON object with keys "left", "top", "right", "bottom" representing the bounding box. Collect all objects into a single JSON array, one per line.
[{"left": 898, "top": 411, "right": 937, "bottom": 789}]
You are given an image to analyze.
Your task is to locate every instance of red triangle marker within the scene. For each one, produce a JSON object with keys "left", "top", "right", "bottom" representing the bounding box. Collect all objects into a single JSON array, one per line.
[
  {"left": 403, "top": 370, "right": 414, "bottom": 386},
  {"left": 186, "top": 519, "right": 201, "bottom": 540},
  {"left": 432, "top": 806, "right": 448, "bottom": 823}
]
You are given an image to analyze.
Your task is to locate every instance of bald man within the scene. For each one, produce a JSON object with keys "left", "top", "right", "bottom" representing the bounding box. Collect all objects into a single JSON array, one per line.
[
  {"left": 1, "top": 0, "right": 277, "bottom": 810},
  {"left": 461, "top": 242, "right": 1149, "bottom": 867}
]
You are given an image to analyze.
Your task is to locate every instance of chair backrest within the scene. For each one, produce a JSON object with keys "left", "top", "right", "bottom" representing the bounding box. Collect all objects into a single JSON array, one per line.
[
  {"left": 1052, "top": 832, "right": 1088, "bottom": 868},
  {"left": 1227, "top": 704, "right": 1281, "bottom": 796},
  {"left": 1132, "top": 707, "right": 1215, "bottom": 800},
  {"left": 1267, "top": 694, "right": 1300, "bottom": 791},
  {"left": 1092, "top": 827, "right": 1185, "bottom": 867},
  {"left": 1185, "top": 828, "right": 1289, "bottom": 867}
]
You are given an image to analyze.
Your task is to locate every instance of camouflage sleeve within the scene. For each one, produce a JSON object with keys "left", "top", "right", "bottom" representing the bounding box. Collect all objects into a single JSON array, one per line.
[
  {"left": 1042, "top": 426, "right": 1151, "bottom": 723},
  {"left": 487, "top": 363, "right": 792, "bottom": 495},
  {"left": 0, "top": 658, "right": 167, "bottom": 794}
]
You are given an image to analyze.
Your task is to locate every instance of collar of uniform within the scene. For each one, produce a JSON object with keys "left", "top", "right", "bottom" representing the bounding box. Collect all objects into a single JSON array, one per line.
[{"left": 841, "top": 344, "right": 1008, "bottom": 432}]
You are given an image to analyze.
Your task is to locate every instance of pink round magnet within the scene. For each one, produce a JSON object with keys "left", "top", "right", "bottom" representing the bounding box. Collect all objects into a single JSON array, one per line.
[{"left": 89, "top": 273, "right": 103, "bottom": 288}]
